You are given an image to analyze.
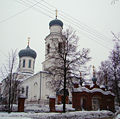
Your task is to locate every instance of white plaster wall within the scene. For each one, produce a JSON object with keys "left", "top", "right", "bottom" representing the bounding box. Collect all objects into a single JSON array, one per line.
[
  {"left": 43, "top": 33, "right": 65, "bottom": 71},
  {"left": 50, "top": 25, "right": 62, "bottom": 33},
  {"left": 20, "top": 72, "right": 54, "bottom": 103},
  {"left": 19, "top": 56, "right": 35, "bottom": 74}
]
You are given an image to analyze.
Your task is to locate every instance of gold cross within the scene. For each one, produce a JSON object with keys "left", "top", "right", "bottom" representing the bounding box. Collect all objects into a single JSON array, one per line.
[
  {"left": 28, "top": 37, "right": 30, "bottom": 46},
  {"left": 55, "top": 9, "right": 58, "bottom": 18},
  {"left": 93, "top": 65, "right": 95, "bottom": 76}
]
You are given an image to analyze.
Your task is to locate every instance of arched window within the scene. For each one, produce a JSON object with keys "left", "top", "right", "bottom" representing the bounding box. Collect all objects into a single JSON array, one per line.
[
  {"left": 19, "top": 60, "right": 21, "bottom": 68},
  {"left": 34, "top": 82, "right": 38, "bottom": 100},
  {"left": 92, "top": 96, "right": 100, "bottom": 111},
  {"left": 28, "top": 60, "right": 31, "bottom": 68},
  {"left": 23, "top": 59, "right": 25, "bottom": 67},
  {"left": 21, "top": 87, "right": 24, "bottom": 94},
  {"left": 26, "top": 86, "right": 29, "bottom": 98},
  {"left": 81, "top": 97, "right": 87, "bottom": 110},
  {"left": 58, "top": 42, "right": 62, "bottom": 53},
  {"left": 47, "top": 44, "right": 50, "bottom": 54}
]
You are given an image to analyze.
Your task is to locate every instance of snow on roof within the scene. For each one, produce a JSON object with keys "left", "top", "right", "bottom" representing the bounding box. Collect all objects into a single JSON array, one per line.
[
  {"left": 49, "top": 95, "right": 56, "bottom": 99},
  {"left": 73, "top": 86, "right": 114, "bottom": 96},
  {"left": 100, "top": 85, "right": 105, "bottom": 88},
  {"left": 20, "top": 70, "right": 52, "bottom": 83}
]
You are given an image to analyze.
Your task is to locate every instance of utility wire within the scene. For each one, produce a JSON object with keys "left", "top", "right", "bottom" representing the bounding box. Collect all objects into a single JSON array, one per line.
[
  {"left": 16, "top": 0, "right": 53, "bottom": 19},
  {"left": 28, "top": 0, "right": 113, "bottom": 49},
  {"left": 40, "top": 0, "right": 112, "bottom": 43},
  {"left": 0, "top": 0, "right": 113, "bottom": 50},
  {"left": 17, "top": 0, "right": 112, "bottom": 50},
  {"left": 0, "top": 1, "right": 39, "bottom": 24}
]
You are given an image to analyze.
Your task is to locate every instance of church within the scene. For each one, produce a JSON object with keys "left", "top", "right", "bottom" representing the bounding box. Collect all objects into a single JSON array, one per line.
[
  {"left": 17, "top": 16, "right": 115, "bottom": 112},
  {"left": 18, "top": 16, "right": 65, "bottom": 105},
  {"left": 0, "top": 14, "right": 115, "bottom": 112}
]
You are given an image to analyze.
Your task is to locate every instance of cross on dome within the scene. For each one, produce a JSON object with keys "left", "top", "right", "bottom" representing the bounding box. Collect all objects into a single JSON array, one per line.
[
  {"left": 93, "top": 65, "right": 95, "bottom": 77},
  {"left": 55, "top": 9, "right": 58, "bottom": 19},
  {"left": 28, "top": 37, "right": 30, "bottom": 46}
]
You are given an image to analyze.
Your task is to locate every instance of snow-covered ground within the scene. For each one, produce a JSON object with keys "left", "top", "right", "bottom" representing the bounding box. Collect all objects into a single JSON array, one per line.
[
  {"left": 0, "top": 110, "right": 114, "bottom": 119},
  {"left": 115, "top": 114, "right": 120, "bottom": 119},
  {"left": 0, "top": 104, "right": 117, "bottom": 119}
]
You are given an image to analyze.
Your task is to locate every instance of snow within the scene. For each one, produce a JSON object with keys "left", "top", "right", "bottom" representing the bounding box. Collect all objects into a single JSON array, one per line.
[
  {"left": 0, "top": 110, "right": 114, "bottom": 119},
  {"left": 73, "top": 86, "right": 114, "bottom": 96},
  {"left": 115, "top": 114, "right": 120, "bottom": 119},
  {"left": 24, "top": 104, "right": 49, "bottom": 113},
  {"left": 55, "top": 104, "right": 75, "bottom": 111},
  {"left": 0, "top": 104, "right": 114, "bottom": 119},
  {"left": 115, "top": 108, "right": 120, "bottom": 119},
  {"left": 100, "top": 85, "right": 105, "bottom": 88},
  {"left": 49, "top": 95, "right": 56, "bottom": 99}
]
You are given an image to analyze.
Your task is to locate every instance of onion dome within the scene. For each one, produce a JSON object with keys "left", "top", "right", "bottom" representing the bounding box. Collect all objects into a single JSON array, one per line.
[
  {"left": 49, "top": 18, "right": 63, "bottom": 27},
  {"left": 19, "top": 39, "right": 37, "bottom": 59},
  {"left": 92, "top": 77, "right": 97, "bottom": 83},
  {"left": 92, "top": 66, "right": 97, "bottom": 83}
]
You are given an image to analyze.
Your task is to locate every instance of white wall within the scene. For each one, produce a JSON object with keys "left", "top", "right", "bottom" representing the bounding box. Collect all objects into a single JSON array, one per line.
[
  {"left": 19, "top": 56, "right": 35, "bottom": 74},
  {"left": 20, "top": 72, "right": 54, "bottom": 104}
]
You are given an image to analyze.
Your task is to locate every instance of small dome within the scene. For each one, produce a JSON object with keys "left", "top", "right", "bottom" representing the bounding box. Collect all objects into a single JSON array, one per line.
[
  {"left": 49, "top": 19, "right": 63, "bottom": 27},
  {"left": 19, "top": 45, "right": 37, "bottom": 59},
  {"left": 92, "top": 77, "right": 97, "bottom": 83}
]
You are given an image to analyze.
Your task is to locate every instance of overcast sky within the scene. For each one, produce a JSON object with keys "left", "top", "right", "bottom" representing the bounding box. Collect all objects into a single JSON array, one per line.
[{"left": 0, "top": 0, "right": 120, "bottom": 75}]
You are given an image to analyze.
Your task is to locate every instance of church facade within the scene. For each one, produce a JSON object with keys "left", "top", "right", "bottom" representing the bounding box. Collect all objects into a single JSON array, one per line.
[
  {"left": 0, "top": 16, "right": 115, "bottom": 112},
  {"left": 18, "top": 17, "right": 65, "bottom": 104}
]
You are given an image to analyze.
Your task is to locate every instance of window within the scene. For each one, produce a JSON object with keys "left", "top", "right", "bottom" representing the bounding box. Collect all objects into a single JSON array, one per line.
[
  {"left": 21, "top": 87, "right": 24, "bottom": 94},
  {"left": 28, "top": 60, "right": 31, "bottom": 68},
  {"left": 19, "top": 60, "right": 21, "bottom": 68},
  {"left": 47, "top": 44, "right": 50, "bottom": 54},
  {"left": 26, "top": 86, "right": 29, "bottom": 98},
  {"left": 23, "top": 59, "right": 25, "bottom": 67},
  {"left": 81, "top": 97, "right": 87, "bottom": 110},
  {"left": 58, "top": 42, "right": 62, "bottom": 53},
  {"left": 92, "top": 97, "right": 100, "bottom": 110}
]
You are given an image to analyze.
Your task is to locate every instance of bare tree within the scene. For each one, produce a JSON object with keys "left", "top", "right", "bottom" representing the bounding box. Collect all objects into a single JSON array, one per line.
[
  {"left": 46, "top": 28, "right": 91, "bottom": 112},
  {"left": 111, "top": 0, "right": 119, "bottom": 4},
  {"left": 0, "top": 50, "right": 20, "bottom": 112},
  {"left": 97, "top": 33, "right": 120, "bottom": 106}
]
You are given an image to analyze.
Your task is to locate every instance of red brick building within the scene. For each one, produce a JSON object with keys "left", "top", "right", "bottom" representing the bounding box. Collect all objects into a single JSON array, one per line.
[
  {"left": 56, "top": 89, "right": 69, "bottom": 104},
  {"left": 72, "top": 75, "right": 115, "bottom": 112}
]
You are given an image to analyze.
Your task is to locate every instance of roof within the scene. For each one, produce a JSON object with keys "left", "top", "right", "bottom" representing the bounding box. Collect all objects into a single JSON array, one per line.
[
  {"left": 19, "top": 45, "right": 37, "bottom": 59},
  {"left": 73, "top": 86, "right": 114, "bottom": 96},
  {"left": 49, "top": 18, "right": 63, "bottom": 27}
]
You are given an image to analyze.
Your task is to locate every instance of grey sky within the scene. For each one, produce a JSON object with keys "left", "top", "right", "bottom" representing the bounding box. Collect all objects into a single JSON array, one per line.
[{"left": 0, "top": 0, "right": 120, "bottom": 74}]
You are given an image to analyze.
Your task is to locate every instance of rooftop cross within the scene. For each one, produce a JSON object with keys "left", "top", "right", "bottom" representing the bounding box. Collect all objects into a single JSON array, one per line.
[
  {"left": 55, "top": 9, "right": 58, "bottom": 19},
  {"left": 93, "top": 65, "right": 95, "bottom": 77},
  {"left": 28, "top": 37, "right": 30, "bottom": 46}
]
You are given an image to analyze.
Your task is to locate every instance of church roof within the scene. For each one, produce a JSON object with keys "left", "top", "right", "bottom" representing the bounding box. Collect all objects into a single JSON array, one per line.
[
  {"left": 19, "top": 45, "right": 37, "bottom": 59},
  {"left": 49, "top": 18, "right": 63, "bottom": 27}
]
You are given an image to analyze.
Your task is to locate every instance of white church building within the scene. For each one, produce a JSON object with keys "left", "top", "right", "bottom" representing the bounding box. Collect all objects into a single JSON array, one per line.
[{"left": 18, "top": 17, "right": 65, "bottom": 104}]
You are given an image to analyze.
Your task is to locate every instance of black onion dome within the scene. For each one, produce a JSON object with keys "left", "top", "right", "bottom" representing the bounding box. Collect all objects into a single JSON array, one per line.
[
  {"left": 49, "top": 18, "right": 63, "bottom": 27},
  {"left": 19, "top": 45, "right": 37, "bottom": 59}
]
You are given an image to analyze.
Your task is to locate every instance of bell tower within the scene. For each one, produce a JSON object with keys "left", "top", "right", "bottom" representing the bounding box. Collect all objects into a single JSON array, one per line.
[{"left": 42, "top": 12, "right": 64, "bottom": 71}]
